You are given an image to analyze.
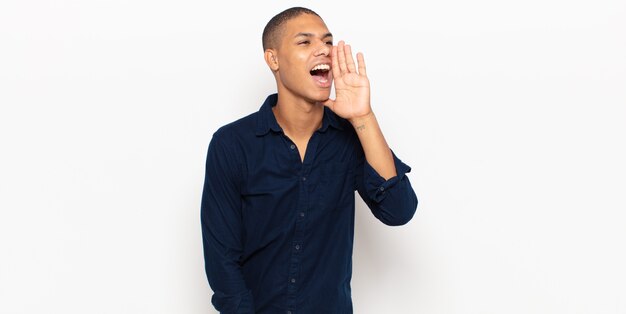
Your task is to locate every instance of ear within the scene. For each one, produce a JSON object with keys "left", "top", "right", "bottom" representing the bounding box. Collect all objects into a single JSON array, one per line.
[{"left": 264, "top": 49, "right": 279, "bottom": 72}]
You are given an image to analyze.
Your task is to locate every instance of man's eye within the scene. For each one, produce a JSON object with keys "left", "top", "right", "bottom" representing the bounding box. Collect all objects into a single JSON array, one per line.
[
  {"left": 326, "top": 41, "right": 333, "bottom": 45},
  {"left": 298, "top": 41, "right": 310, "bottom": 45}
]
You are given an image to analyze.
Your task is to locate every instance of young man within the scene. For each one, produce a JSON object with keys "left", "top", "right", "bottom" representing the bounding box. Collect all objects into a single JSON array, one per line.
[{"left": 201, "top": 7, "right": 418, "bottom": 313}]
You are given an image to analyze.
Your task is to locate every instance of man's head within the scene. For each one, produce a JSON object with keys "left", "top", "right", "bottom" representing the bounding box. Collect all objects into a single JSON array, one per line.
[{"left": 262, "top": 7, "right": 334, "bottom": 103}]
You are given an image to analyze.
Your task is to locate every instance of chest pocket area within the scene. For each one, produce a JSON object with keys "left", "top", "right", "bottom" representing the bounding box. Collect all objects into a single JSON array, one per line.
[{"left": 316, "top": 161, "right": 355, "bottom": 210}]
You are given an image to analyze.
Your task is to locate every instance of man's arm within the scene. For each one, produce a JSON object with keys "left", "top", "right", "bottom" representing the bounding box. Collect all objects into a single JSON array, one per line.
[
  {"left": 201, "top": 131, "right": 254, "bottom": 313},
  {"left": 353, "top": 140, "right": 418, "bottom": 226},
  {"left": 351, "top": 111, "right": 418, "bottom": 226},
  {"left": 322, "top": 41, "right": 418, "bottom": 225},
  {"left": 349, "top": 111, "right": 396, "bottom": 179},
  {"left": 322, "top": 40, "right": 398, "bottom": 180}
]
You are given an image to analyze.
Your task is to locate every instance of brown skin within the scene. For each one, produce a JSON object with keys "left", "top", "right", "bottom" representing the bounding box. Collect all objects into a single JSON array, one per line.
[
  {"left": 264, "top": 13, "right": 397, "bottom": 180},
  {"left": 264, "top": 13, "right": 333, "bottom": 158},
  {"left": 265, "top": 14, "right": 334, "bottom": 105}
]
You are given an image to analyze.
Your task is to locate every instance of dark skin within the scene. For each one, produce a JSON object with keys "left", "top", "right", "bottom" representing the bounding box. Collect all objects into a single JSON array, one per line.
[{"left": 263, "top": 13, "right": 397, "bottom": 179}]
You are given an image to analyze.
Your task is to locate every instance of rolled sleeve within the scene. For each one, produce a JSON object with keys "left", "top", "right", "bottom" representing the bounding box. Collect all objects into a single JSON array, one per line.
[{"left": 357, "top": 149, "right": 418, "bottom": 226}]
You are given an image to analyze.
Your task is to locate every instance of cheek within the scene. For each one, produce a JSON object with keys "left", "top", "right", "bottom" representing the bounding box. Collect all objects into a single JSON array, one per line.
[
  {"left": 279, "top": 67, "right": 297, "bottom": 87},
  {"left": 281, "top": 52, "right": 307, "bottom": 72},
  {"left": 280, "top": 61, "right": 307, "bottom": 85}
]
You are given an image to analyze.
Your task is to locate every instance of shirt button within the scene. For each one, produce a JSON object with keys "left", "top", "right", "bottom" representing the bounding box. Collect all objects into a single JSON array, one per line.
[
  {"left": 379, "top": 186, "right": 385, "bottom": 191},
  {"left": 287, "top": 311, "right": 292, "bottom": 314},
  {"left": 295, "top": 244, "right": 300, "bottom": 250},
  {"left": 290, "top": 144, "right": 296, "bottom": 150},
  {"left": 302, "top": 177, "right": 306, "bottom": 181},
  {"left": 290, "top": 278, "right": 296, "bottom": 283},
  {"left": 300, "top": 212, "right": 305, "bottom": 217}
]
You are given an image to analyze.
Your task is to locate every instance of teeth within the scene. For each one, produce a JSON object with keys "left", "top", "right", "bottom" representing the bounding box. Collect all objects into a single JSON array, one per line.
[{"left": 311, "top": 64, "right": 330, "bottom": 71}]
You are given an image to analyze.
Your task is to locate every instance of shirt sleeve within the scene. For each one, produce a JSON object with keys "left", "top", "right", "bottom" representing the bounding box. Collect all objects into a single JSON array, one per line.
[
  {"left": 201, "top": 131, "right": 255, "bottom": 313},
  {"left": 355, "top": 148, "right": 418, "bottom": 226}
]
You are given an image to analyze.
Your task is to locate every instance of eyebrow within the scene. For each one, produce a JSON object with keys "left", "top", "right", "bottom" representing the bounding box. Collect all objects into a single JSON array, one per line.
[{"left": 294, "top": 32, "right": 333, "bottom": 39}]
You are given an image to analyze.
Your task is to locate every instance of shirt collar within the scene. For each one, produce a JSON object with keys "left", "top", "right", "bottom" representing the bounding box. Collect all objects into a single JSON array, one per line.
[{"left": 255, "top": 93, "right": 344, "bottom": 136}]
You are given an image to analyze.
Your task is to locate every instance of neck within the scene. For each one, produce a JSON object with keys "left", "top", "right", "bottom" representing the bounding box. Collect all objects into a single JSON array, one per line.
[{"left": 272, "top": 92, "right": 323, "bottom": 140}]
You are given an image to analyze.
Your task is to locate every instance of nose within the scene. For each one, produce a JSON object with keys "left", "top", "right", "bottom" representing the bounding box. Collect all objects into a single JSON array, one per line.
[{"left": 314, "top": 42, "right": 331, "bottom": 57}]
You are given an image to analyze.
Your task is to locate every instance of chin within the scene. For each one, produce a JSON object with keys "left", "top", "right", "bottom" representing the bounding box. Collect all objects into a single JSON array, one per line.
[
  {"left": 309, "top": 84, "right": 332, "bottom": 102},
  {"left": 308, "top": 91, "right": 331, "bottom": 104}
]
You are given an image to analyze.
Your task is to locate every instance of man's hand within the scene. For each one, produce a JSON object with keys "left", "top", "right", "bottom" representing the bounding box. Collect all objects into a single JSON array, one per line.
[{"left": 320, "top": 41, "right": 372, "bottom": 124}]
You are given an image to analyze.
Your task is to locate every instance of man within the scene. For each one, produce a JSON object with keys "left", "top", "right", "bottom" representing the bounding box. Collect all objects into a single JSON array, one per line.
[{"left": 201, "top": 7, "right": 418, "bottom": 313}]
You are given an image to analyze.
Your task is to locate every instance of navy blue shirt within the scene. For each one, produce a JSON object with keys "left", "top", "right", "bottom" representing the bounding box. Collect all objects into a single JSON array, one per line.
[{"left": 201, "top": 94, "right": 418, "bottom": 313}]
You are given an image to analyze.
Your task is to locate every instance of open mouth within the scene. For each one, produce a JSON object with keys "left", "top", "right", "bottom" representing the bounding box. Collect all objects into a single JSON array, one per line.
[{"left": 309, "top": 63, "right": 331, "bottom": 87}]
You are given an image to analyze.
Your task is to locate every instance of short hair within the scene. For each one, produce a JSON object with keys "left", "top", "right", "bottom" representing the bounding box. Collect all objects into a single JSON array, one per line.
[{"left": 262, "top": 7, "right": 321, "bottom": 51}]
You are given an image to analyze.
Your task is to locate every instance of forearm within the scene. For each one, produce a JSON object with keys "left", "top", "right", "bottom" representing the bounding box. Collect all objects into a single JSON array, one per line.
[
  {"left": 349, "top": 111, "right": 397, "bottom": 180},
  {"left": 355, "top": 144, "right": 418, "bottom": 226}
]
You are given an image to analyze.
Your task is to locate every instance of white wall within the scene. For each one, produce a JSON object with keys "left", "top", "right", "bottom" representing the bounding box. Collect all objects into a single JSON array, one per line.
[{"left": 1, "top": 0, "right": 625, "bottom": 313}]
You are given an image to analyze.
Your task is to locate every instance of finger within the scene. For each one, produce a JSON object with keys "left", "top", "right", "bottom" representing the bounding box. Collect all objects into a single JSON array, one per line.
[
  {"left": 331, "top": 45, "right": 341, "bottom": 78},
  {"left": 357, "top": 52, "right": 367, "bottom": 76},
  {"left": 337, "top": 41, "right": 348, "bottom": 74},
  {"left": 345, "top": 44, "right": 357, "bottom": 73}
]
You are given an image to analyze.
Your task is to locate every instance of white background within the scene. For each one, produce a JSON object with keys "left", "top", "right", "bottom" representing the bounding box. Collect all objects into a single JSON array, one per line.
[{"left": 1, "top": 0, "right": 625, "bottom": 313}]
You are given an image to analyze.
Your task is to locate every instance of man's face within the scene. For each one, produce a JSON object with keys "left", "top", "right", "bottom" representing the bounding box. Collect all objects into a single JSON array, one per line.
[{"left": 274, "top": 14, "right": 334, "bottom": 103}]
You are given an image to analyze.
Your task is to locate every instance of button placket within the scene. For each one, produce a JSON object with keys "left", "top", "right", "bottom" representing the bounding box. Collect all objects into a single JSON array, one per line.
[
  {"left": 286, "top": 132, "right": 322, "bottom": 311},
  {"left": 287, "top": 164, "right": 308, "bottom": 307}
]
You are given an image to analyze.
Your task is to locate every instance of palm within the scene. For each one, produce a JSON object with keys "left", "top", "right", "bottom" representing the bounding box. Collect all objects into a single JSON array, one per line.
[{"left": 322, "top": 41, "right": 371, "bottom": 120}]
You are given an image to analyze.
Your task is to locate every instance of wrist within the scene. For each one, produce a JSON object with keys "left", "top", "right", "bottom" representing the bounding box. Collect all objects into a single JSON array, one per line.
[{"left": 349, "top": 111, "right": 375, "bottom": 127}]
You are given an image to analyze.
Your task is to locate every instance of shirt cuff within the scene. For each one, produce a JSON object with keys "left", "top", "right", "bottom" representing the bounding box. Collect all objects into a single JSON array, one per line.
[
  {"left": 211, "top": 289, "right": 255, "bottom": 313},
  {"left": 363, "top": 149, "right": 412, "bottom": 203}
]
